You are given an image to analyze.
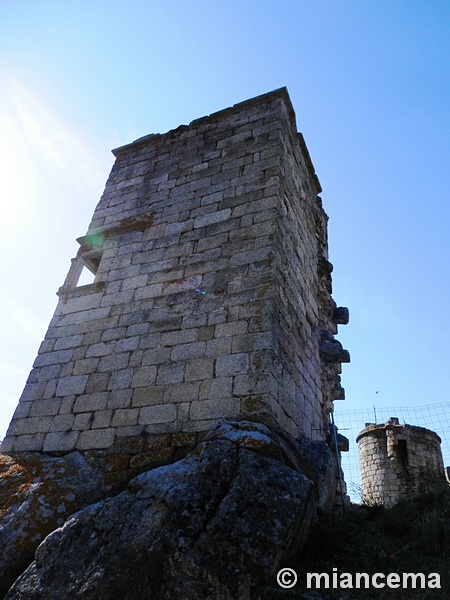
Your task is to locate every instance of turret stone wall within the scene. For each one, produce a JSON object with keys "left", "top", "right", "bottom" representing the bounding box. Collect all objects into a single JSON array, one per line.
[
  {"left": 2, "top": 88, "right": 349, "bottom": 459},
  {"left": 357, "top": 418, "right": 446, "bottom": 507}
]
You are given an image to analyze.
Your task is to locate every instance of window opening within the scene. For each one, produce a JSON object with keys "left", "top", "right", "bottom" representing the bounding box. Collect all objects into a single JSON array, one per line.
[
  {"left": 77, "top": 266, "right": 96, "bottom": 286},
  {"left": 75, "top": 250, "right": 103, "bottom": 287},
  {"left": 397, "top": 439, "right": 408, "bottom": 466}
]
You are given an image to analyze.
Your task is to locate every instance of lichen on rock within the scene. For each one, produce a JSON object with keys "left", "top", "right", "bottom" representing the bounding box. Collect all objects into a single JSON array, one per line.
[
  {"left": 2, "top": 421, "right": 336, "bottom": 599},
  {"left": 0, "top": 451, "right": 104, "bottom": 597}
]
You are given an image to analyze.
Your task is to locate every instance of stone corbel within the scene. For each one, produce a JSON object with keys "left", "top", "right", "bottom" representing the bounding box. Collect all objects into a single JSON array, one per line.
[{"left": 320, "top": 333, "right": 351, "bottom": 364}]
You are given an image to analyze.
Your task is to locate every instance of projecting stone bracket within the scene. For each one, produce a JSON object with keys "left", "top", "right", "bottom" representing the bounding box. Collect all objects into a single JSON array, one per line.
[
  {"left": 76, "top": 213, "right": 159, "bottom": 252},
  {"left": 320, "top": 333, "right": 350, "bottom": 364},
  {"left": 332, "top": 306, "right": 349, "bottom": 325},
  {"left": 57, "top": 281, "right": 106, "bottom": 300},
  {"left": 337, "top": 433, "right": 349, "bottom": 452},
  {"left": 331, "top": 384, "right": 346, "bottom": 401},
  {"left": 318, "top": 257, "right": 333, "bottom": 276}
]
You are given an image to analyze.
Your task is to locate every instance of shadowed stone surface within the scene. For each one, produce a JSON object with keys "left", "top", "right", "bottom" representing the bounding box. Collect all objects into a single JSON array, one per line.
[
  {"left": 4, "top": 421, "right": 335, "bottom": 599},
  {"left": 205, "top": 421, "right": 337, "bottom": 513}
]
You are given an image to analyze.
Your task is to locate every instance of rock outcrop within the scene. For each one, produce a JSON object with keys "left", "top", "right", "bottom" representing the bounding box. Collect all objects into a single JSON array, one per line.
[
  {"left": 2, "top": 421, "right": 337, "bottom": 599},
  {"left": 0, "top": 451, "right": 105, "bottom": 597}
]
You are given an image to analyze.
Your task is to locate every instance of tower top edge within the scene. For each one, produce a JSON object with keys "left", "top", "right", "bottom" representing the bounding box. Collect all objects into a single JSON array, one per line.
[
  {"left": 111, "top": 87, "right": 295, "bottom": 157},
  {"left": 356, "top": 421, "right": 442, "bottom": 444}
]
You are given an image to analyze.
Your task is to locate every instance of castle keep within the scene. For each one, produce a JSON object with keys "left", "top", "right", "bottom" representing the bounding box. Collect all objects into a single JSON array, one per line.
[{"left": 2, "top": 88, "right": 349, "bottom": 460}]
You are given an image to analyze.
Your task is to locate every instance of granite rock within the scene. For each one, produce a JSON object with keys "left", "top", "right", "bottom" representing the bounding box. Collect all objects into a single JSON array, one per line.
[
  {"left": 0, "top": 451, "right": 104, "bottom": 597},
  {"left": 5, "top": 421, "right": 334, "bottom": 599}
]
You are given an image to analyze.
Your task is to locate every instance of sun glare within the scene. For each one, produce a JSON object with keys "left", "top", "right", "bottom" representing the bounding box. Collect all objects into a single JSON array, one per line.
[{"left": 0, "top": 121, "right": 27, "bottom": 233}]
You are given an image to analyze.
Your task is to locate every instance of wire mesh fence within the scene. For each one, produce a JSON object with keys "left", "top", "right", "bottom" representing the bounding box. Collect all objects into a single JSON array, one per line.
[{"left": 334, "top": 402, "right": 450, "bottom": 503}]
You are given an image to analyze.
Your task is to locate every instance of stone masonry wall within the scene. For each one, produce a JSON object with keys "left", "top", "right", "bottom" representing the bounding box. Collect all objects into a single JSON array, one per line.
[
  {"left": 357, "top": 418, "right": 446, "bottom": 507},
  {"left": 2, "top": 88, "right": 349, "bottom": 456}
]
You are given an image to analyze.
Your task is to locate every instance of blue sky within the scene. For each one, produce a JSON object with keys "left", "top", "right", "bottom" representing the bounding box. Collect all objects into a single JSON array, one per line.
[{"left": 1, "top": 1, "right": 449, "bottom": 474}]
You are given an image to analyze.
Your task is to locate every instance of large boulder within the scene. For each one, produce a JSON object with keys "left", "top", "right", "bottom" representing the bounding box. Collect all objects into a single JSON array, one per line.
[
  {"left": 206, "top": 421, "right": 337, "bottom": 514},
  {"left": 0, "top": 451, "right": 104, "bottom": 597},
  {"left": 4, "top": 421, "right": 336, "bottom": 599}
]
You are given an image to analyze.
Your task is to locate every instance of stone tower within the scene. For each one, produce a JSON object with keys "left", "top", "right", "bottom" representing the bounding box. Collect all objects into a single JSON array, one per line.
[
  {"left": 357, "top": 418, "right": 446, "bottom": 507},
  {"left": 2, "top": 88, "right": 349, "bottom": 465}
]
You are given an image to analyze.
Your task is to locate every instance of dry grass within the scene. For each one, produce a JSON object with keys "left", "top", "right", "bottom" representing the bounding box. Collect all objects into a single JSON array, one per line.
[{"left": 294, "top": 486, "right": 450, "bottom": 599}]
